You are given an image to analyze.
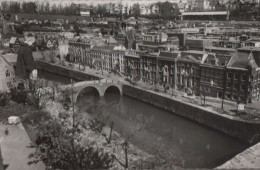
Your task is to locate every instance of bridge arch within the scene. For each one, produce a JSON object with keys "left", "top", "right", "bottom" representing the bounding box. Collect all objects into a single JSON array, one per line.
[
  {"left": 75, "top": 85, "right": 102, "bottom": 103},
  {"left": 104, "top": 85, "right": 122, "bottom": 97}
]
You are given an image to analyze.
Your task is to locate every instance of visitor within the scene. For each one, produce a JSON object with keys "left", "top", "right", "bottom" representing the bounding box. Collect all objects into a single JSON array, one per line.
[{"left": 15, "top": 35, "right": 37, "bottom": 90}]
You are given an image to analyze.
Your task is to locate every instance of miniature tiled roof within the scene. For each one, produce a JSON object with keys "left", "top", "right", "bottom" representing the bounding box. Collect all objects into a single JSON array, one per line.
[
  {"left": 228, "top": 52, "right": 258, "bottom": 69},
  {"left": 9, "top": 37, "right": 18, "bottom": 44},
  {"left": 1, "top": 53, "right": 17, "bottom": 65},
  {"left": 179, "top": 50, "right": 206, "bottom": 63},
  {"left": 106, "top": 37, "right": 118, "bottom": 44},
  {"left": 91, "top": 45, "right": 115, "bottom": 51},
  {"left": 158, "top": 51, "right": 180, "bottom": 61},
  {"left": 178, "top": 54, "right": 199, "bottom": 63},
  {"left": 90, "top": 37, "right": 105, "bottom": 46}
]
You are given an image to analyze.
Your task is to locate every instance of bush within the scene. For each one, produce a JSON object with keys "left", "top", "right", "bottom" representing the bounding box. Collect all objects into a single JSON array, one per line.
[
  {"left": 22, "top": 110, "right": 50, "bottom": 126},
  {"left": 29, "top": 115, "right": 114, "bottom": 169},
  {"left": 10, "top": 87, "right": 27, "bottom": 104},
  {"left": 26, "top": 92, "right": 40, "bottom": 108},
  {"left": 0, "top": 92, "right": 11, "bottom": 106}
]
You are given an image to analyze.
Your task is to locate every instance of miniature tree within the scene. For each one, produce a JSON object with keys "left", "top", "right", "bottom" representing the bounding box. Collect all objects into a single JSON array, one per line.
[
  {"left": 84, "top": 99, "right": 118, "bottom": 144},
  {"left": 112, "top": 113, "right": 145, "bottom": 169},
  {"left": 28, "top": 111, "right": 114, "bottom": 169}
]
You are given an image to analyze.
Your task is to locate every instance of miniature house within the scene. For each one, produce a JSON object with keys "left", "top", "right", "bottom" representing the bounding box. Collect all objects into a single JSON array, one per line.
[
  {"left": 46, "top": 39, "right": 54, "bottom": 49},
  {"left": 9, "top": 37, "right": 20, "bottom": 48},
  {"left": 0, "top": 55, "right": 15, "bottom": 92}
]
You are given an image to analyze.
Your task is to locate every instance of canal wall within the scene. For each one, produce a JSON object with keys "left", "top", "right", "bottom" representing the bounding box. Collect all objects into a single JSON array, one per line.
[
  {"left": 123, "top": 84, "right": 260, "bottom": 144},
  {"left": 35, "top": 61, "right": 102, "bottom": 81},
  {"left": 216, "top": 142, "right": 260, "bottom": 169},
  {"left": 35, "top": 61, "right": 260, "bottom": 144}
]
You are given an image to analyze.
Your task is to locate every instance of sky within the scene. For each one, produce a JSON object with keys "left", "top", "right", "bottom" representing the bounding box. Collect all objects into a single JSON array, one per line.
[{"left": 1, "top": 0, "right": 184, "bottom": 6}]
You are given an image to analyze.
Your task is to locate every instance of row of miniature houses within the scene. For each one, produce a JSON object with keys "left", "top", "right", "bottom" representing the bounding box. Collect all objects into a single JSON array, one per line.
[{"left": 5, "top": 36, "right": 60, "bottom": 51}]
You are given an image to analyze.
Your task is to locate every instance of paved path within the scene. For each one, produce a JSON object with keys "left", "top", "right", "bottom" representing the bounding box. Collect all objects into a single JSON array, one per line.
[
  {"left": 0, "top": 123, "right": 45, "bottom": 170},
  {"left": 216, "top": 142, "right": 260, "bottom": 169}
]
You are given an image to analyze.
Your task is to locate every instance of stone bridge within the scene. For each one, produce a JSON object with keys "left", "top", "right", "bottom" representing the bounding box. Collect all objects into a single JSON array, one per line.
[{"left": 59, "top": 79, "right": 123, "bottom": 103}]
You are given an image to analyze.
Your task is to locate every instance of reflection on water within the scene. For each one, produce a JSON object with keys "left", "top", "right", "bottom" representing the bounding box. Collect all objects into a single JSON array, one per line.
[
  {"left": 76, "top": 88, "right": 249, "bottom": 169},
  {"left": 38, "top": 70, "right": 80, "bottom": 85}
]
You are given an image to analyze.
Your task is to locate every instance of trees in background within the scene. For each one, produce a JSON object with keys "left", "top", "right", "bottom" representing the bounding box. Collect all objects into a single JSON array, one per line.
[
  {"left": 1, "top": 1, "right": 259, "bottom": 20},
  {"left": 0, "top": 1, "right": 77, "bottom": 15},
  {"left": 132, "top": 3, "right": 141, "bottom": 18}
]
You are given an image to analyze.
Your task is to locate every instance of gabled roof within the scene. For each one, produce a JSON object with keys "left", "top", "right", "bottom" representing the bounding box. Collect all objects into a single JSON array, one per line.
[
  {"left": 179, "top": 54, "right": 200, "bottom": 63},
  {"left": 90, "top": 37, "right": 105, "bottom": 46},
  {"left": 106, "top": 37, "right": 118, "bottom": 44},
  {"left": 9, "top": 37, "right": 18, "bottom": 44},
  {"left": 228, "top": 52, "right": 258, "bottom": 69},
  {"left": 181, "top": 50, "right": 206, "bottom": 61},
  {"left": 2, "top": 53, "right": 17, "bottom": 65}
]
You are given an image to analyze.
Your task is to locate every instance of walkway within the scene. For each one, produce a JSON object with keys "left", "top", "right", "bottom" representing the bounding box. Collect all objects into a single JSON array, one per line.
[
  {"left": 0, "top": 123, "right": 45, "bottom": 170},
  {"left": 216, "top": 142, "right": 260, "bottom": 169}
]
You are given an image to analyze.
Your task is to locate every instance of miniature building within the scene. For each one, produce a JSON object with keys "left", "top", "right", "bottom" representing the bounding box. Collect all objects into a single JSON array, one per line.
[
  {"left": 79, "top": 4, "right": 92, "bottom": 17},
  {"left": 0, "top": 54, "right": 16, "bottom": 92},
  {"left": 46, "top": 39, "right": 54, "bottom": 49},
  {"left": 9, "top": 37, "right": 20, "bottom": 49}
]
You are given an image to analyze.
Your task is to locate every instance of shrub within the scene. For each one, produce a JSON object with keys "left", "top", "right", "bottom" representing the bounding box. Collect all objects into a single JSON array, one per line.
[
  {"left": 28, "top": 115, "right": 114, "bottom": 169},
  {"left": 22, "top": 110, "right": 50, "bottom": 126},
  {"left": 10, "top": 87, "right": 27, "bottom": 104},
  {"left": 0, "top": 92, "right": 11, "bottom": 106}
]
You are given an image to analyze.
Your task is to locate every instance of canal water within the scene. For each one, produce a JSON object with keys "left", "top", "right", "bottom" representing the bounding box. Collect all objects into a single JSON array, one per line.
[{"left": 39, "top": 71, "right": 249, "bottom": 169}]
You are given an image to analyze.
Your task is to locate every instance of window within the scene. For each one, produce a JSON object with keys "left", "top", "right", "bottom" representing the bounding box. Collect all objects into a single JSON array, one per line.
[
  {"left": 5, "top": 70, "right": 10, "bottom": 77},
  {"left": 241, "top": 85, "right": 246, "bottom": 91},
  {"left": 215, "top": 70, "right": 219, "bottom": 77},
  {"left": 249, "top": 76, "right": 254, "bottom": 82},
  {"left": 234, "top": 84, "right": 239, "bottom": 90},
  {"left": 227, "top": 73, "right": 232, "bottom": 79},
  {"left": 234, "top": 74, "right": 239, "bottom": 80},
  {"left": 227, "top": 82, "right": 231, "bottom": 88},
  {"left": 7, "top": 81, "right": 12, "bottom": 88},
  {"left": 241, "top": 75, "right": 246, "bottom": 81},
  {"left": 226, "top": 94, "right": 231, "bottom": 99}
]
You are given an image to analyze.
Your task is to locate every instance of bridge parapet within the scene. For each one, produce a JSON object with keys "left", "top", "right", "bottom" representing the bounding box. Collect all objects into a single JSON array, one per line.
[{"left": 58, "top": 79, "right": 123, "bottom": 103}]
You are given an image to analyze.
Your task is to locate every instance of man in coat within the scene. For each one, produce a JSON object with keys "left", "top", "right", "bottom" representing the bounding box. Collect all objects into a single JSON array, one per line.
[{"left": 15, "top": 36, "right": 37, "bottom": 89}]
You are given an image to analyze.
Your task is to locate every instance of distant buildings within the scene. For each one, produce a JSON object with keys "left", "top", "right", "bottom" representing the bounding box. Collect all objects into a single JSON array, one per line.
[
  {"left": 180, "top": 11, "right": 230, "bottom": 20},
  {"left": 140, "top": 5, "right": 151, "bottom": 16}
]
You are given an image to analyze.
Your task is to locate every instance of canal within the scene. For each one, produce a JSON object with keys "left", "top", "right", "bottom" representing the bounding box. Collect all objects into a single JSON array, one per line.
[{"left": 39, "top": 70, "right": 249, "bottom": 169}]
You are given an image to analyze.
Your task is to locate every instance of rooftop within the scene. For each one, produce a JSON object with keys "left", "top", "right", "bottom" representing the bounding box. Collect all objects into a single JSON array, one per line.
[
  {"left": 228, "top": 52, "right": 258, "bottom": 69},
  {"left": 238, "top": 47, "right": 260, "bottom": 52}
]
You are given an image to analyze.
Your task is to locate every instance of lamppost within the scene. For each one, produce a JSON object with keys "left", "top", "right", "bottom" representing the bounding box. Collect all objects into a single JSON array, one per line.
[
  {"left": 221, "top": 66, "right": 227, "bottom": 109},
  {"left": 201, "top": 79, "right": 214, "bottom": 107},
  {"left": 155, "top": 55, "right": 159, "bottom": 91},
  {"left": 70, "top": 79, "right": 75, "bottom": 128}
]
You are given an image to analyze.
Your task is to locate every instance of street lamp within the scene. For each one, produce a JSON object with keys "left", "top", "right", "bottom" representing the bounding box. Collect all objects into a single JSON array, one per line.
[{"left": 202, "top": 79, "right": 214, "bottom": 107}]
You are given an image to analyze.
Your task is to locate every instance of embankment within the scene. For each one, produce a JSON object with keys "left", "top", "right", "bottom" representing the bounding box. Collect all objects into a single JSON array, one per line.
[
  {"left": 123, "top": 84, "right": 260, "bottom": 144},
  {"left": 36, "top": 61, "right": 102, "bottom": 81}
]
